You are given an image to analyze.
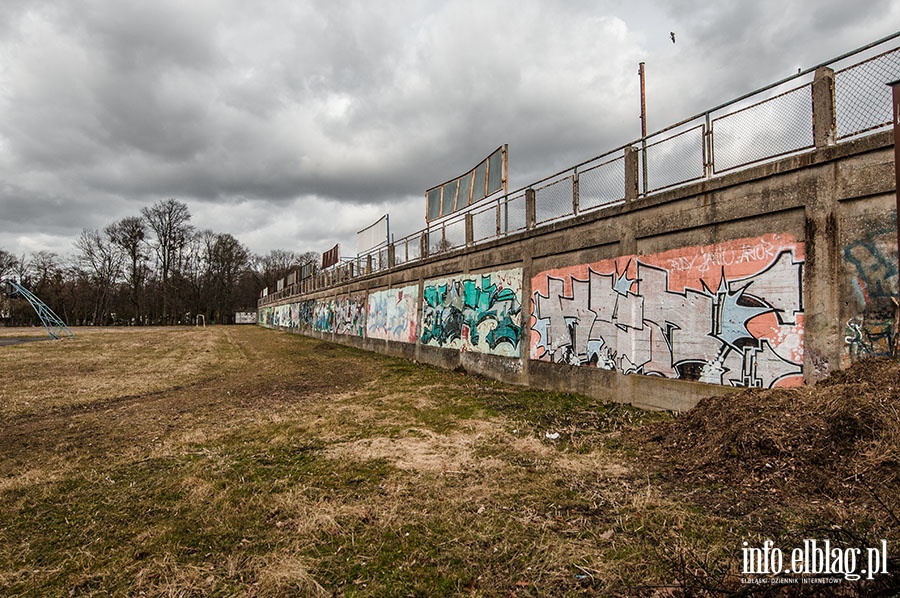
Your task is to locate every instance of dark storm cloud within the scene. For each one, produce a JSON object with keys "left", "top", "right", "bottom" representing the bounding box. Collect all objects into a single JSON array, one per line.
[{"left": 0, "top": 0, "right": 897, "bottom": 259}]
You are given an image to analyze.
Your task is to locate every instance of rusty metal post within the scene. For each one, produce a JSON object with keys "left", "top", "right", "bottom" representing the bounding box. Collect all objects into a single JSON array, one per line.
[{"left": 639, "top": 62, "right": 648, "bottom": 196}]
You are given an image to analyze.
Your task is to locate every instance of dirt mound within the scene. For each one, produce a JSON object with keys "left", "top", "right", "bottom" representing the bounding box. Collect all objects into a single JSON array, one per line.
[{"left": 644, "top": 358, "right": 900, "bottom": 520}]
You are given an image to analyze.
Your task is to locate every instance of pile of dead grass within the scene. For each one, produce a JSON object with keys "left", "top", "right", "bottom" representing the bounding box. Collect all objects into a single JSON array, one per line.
[
  {"left": 646, "top": 359, "right": 900, "bottom": 514},
  {"left": 631, "top": 359, "right": 900, "bottom": 596}
]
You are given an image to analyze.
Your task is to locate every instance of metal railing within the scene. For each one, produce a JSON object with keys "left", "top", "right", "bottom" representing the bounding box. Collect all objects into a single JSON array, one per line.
[{"left": 259, "top": 33, "right": 900, "bottom": 306}]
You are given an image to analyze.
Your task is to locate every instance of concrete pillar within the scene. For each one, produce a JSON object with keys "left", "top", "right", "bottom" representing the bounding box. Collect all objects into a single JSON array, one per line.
[
  {"left": 813, "top": 67, "right": 836, "bottom": 148},
  {"left": 387, "top": 243, "right": 396, "bottom": 268},
  {"left": 573, "top": 171, "right": 580, "bottom": 215},
  {"left": 465, "top": 212, "right": 474, "bottom": 246},
  {"left": 420, "top": 232, "right": 429, "bottom": 259},
  {"left": 366, "top": 254, "right": 372, "bottom": 275},
  {"left": 525, "top": 188, "right": 536, "bottom": 229},
  {"left": 625, "top": 147, "right": 639, "bottom": 201}
]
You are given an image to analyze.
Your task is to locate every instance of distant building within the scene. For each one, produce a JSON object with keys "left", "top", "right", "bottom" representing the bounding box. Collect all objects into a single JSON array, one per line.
[{"left": 234, "top": 311, "right": 257, "bottom": 325}]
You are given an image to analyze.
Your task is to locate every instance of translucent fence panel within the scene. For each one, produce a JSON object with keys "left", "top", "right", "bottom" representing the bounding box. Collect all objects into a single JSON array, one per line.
[
  {"left": 644, "top": 124, "right": 705, "bottom": 192},
  {"left": 472, "top": 202, "right": 498, "bottom": 243},
  {"left": 444, "top": 214, "right": 467, "bottom": 250},
  {"left": 500, "top": 193, "right": 527, "bottom": 235},
  {"left": 578, "top": 155, "right": 625, "bottom": 211},
  {"left": 712, "top": 83, "right": 814, "bottom": 173},
  {"left": 535, "top": 176, "right": 574, "bottom": 224},
  {"left": 357, "top": 214, "right": 388, "bottom": 254},
  {"left": 406, "top": 236, "right": 421, "bottom": 262},
  {"left": 394, "top": 244, "right": 407, "bottom": 266},
  {"left": 836, "top": 47, "right": 900, "bottom": 139},
  {"left": 426, "top": 227, "right": 445, "bottom": 255}
]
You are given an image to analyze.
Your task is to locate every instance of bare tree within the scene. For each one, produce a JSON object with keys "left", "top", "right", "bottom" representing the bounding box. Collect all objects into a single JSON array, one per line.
[
  {"left": 207, "top": 233, "right": 250, "bottom": 322},
  {"left": 30, "top": 251, "right": 62, "bottom": 292},
  {"left": 141, "top": 199, "right": 193, "bottom": 324},
  {"left": 0, "top": 249, "right": 16, "bottom": 280},
  {"left": 253, "top": 249, "right": 319, "bottom": 293},
  {"left": 75, "top": 229, "right": 124, "bottom": 325},
  {"left": 107, "top": 216, "right": 147, "bottom": 323}
]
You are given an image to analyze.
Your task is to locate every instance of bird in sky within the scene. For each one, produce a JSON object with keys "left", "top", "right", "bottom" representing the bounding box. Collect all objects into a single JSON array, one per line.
[{"left": 670, "top": 31, "right": 676, "bottom": 44}]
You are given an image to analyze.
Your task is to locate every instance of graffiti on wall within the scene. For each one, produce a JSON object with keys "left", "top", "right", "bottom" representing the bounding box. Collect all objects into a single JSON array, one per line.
[
  {"left": 366, "top": 285, "right": 419, "bottom": 343},
  {"left": 335, "top": 295, "right": 366, "bottom": 336},
  {"left": 298, "top": 300, "right": 315, "bottom": 329},
  {"left": 531, "top": 234, "right": 805, "bottom": 388},
  {"left": 259, "top": 299, "right": 316, "bottom": 330},
  {"left": 421, "top": 268, "right": 522, "bottom": 357},
  {"left": 314, "top": 300, "right": 333, "bottom": 332},
  {"left": 843, "top": 216, "right": 898, "bottom": 362}
]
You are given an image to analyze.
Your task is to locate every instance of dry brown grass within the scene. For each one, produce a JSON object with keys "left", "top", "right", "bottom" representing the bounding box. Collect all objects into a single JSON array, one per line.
[
  {"left": 1, "top": 326, "right": 896, "bottom": 596},
  {"left": 0, "top": 326, "right": 245, "bottom": 419}
]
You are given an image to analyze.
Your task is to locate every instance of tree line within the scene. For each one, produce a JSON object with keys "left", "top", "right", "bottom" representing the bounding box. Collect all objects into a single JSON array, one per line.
[{"left": 1, "top": 199, "right": 318, "bottom": 326}]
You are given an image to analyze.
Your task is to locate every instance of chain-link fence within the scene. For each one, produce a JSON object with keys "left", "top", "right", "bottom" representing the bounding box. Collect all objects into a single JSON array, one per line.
[
  {"left": 444, "top": 213, "right": 467, "bottom": 251},
  {"left": 472, "top": 201, "right": 498, "bottom": 243},
  {"left": 260, "top": 35, "right": 900, "bottom": 305},
  {"left": 578, "top": 154, "right": 625, "bottom": 211},
  {"left": 534, "top": 175, "right": 574, "bottom": 224},
  {"left": 644, "top": 123, "right": 706, "bottom": 192},
  {"left": 712, "top": 83, "right": 814, "bottom": 174},
  {"left": 394, "top": 233, "right": 424, "bottom": 266},
  {"left": 501, "top": 192, "right": 527, "bottom": 235},
  {"left": 836, "top": 46, "right": 900, "bottom": 139}
]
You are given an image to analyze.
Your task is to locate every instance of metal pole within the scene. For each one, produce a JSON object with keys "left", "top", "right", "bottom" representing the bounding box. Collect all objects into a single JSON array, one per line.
[
  {"left": 890, "top": 81, "right": 900, "bottom": 354},
  {"left": 639, "top": 62, "right": 648, "bottom": 195}
]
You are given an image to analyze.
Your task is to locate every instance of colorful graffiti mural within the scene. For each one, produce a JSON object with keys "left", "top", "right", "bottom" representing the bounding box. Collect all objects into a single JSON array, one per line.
[
  {"left": 274, "top": 299, "right": 313, "bottom": 330},
  {"left": 366, "top": 285, "right": 419, "bottom": 343},
  {"left": 314, "top": 300, "right": 333, "bottom": 332},
  {"left": 530, "top": 234, "right": 805, "bottom": 388},
  {"left": 334, "top": 295, "right": 366, "bottom": 337},
  {"left": 843, "top": 215, "right": 898, "bottom": 362},
  {"left": 421, "top": 269, "right": 522, "bottom": 357}
]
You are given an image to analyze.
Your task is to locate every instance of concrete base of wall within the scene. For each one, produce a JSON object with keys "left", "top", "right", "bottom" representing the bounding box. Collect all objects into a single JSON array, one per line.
[{"left": 272, "top": 325, "right": 737, "bottom": 411}]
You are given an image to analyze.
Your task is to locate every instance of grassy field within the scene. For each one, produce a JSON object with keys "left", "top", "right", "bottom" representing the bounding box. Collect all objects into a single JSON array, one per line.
[{"left": 0, "top": 326, "right": 897, "bottom": 597}]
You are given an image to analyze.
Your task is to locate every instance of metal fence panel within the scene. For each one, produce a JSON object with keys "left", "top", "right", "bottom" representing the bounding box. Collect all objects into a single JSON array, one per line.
[
  {"left": 487, "top": 148, "right": 504, "bottom": 195},
  {"left": 501, "top": 193, "right": 527, "bottom": 234},
  {"left": 473, "top": 203, "right": 498, "bottom": 243},
  {"left": 712, "top": 83, "right": 814, "bottom": 173},
  {"left": 579, "top": 155, "right": 625, "bottom": 210},
  {"left": 535, "top": 176, "right": 574, "bottom": 224},
  {"left": 836, "top": 47, "right": 900, "bottom": 139},
  {"left": 441, "top": 178, "right": 460, "bottom": 217},
  {"left": 644, "top": 124, "right": 705, "bottom": 192},
  {"left": 444, "top": 215, "right": 466, "bottom": 250}
]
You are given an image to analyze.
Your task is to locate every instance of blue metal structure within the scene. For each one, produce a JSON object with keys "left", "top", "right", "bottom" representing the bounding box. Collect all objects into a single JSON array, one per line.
[{"left": 2, "top": 279, "right": 75, "bottom": 339}]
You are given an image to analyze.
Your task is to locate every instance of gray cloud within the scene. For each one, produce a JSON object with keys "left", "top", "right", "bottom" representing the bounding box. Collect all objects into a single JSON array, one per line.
[{"left": 0, "top": 0, "right": 896, "bottom": 261}]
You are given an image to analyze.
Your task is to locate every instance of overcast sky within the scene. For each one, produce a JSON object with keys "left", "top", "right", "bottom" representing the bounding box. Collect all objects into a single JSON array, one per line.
[{"left": 1, "top": 0, "right": 898, "bottom": 262}]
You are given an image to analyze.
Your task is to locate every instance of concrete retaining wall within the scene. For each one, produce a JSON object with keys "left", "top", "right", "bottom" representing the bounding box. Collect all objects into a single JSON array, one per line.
[{"left": 260, "top": 130, "right": 896, "bottom": 411}]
